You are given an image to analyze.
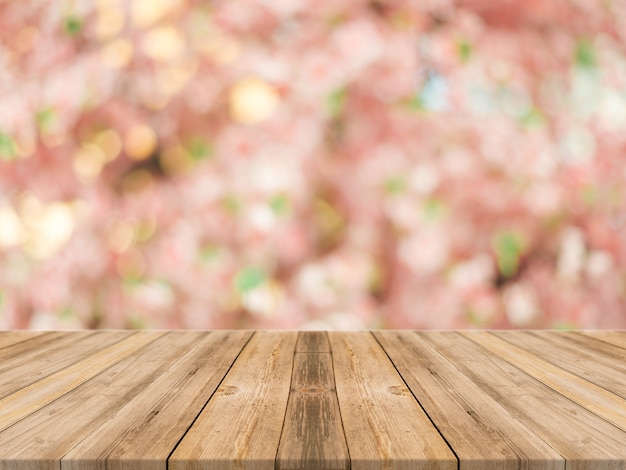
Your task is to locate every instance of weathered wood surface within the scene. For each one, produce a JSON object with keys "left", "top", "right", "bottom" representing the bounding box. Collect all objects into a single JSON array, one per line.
[{"left": 0, "top": 330, "right": 625, "bottom": 470}]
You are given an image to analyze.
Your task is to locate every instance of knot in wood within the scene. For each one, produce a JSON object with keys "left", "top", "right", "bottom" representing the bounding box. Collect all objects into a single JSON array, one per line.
[
  {"left": 216, "top": 385, "right": 239, "bottom": 396},
  {"left": 387, "top": 385, "right": 410, "bottom": 396},
  {"left": 296, "top": 386, "right": 328, "bottom": 395}
]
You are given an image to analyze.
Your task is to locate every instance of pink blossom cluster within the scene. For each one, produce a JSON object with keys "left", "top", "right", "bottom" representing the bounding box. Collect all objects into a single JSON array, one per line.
[{"left": 1, "top": 0, "right": 625, "bottom": 329}]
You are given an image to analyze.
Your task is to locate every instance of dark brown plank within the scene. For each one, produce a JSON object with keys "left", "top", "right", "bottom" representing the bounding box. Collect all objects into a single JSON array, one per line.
[{"left": 277, "top": 332, "right": 349, "bottom": 470}]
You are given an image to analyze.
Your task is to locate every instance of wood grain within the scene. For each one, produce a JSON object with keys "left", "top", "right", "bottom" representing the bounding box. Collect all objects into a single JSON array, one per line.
[
  {"left": 493, "top": 330, "right": 626, "bottom": 400},
  {"left": 0, "top": 330, "right": 129, "bottom": 399},
  {"left": 0, "top": 330, "right": 44, "bottom": 351},
  {"left": 374, "top": 331, "right": 563, "bottom": 470},
  {"left": 449, "top": 331, "right": 626, "bottom": 468},
  {"left": 0, "top": 332, "right": 179, "bottom": 469},
  {"left": 277, "top": 332, "right": 349, "bottom": 470},
  {"left": 579, "top": 330, "right": 626, "bottom": 350},
  {"left": 1, "top": 330, "right": 626, "bottom": 470},
  {"left": 466, "top": 331, "right": 626, "bottom": 432},
  {"left": 61, "top": 330, "right": 252, "bottom": 470},
  {"left": 0, "top": 331, "right": 159, "bottom": 433},
  {"left": 169, "top": 331, "right": 297, "bottom": 470},
  {"left": 295, "top": 330, "right": 331, "bottom": 353},
  {"left": 329, "top": 331, "right": 457, "bottom": 470}
]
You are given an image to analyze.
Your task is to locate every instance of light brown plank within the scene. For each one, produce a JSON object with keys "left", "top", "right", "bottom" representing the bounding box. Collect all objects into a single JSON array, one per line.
[
  {"left": 61, "top": 331, "right": 252, "bottom": 470},
  {"left": 466, "top": 331, "right": 626, "bottom": 432},
  {"left": 430, "top": 331, "right": 626, "bottom": 468},
  {"left": 579, "top": 330, "right": 626, "bottom": 350},
  {"left": 0, "top": 331, "right": 78, "bottom": 363},
  {"left": 493, "top": 331, "right": 626, "bottom": 400},
  {"left": 277, "top": 332, "right": 349, "bottom": 470},
  {"left": 329, "top": 331, "right": 456, "bottom": 470},
  {"left": 0, "top": 331, "right": 130, "bottom": 399},
  {"left": 0, "top": 331, "right": 196, "bottom": 470},
  {"left": 374, "top": 331, "right": 563, "bottom": 470},
  {"left": 0, "top": 331, "right": 45, "bottom": 351},
  {"left": 169, "top": 331, "right": 297, "bottom": 470},
  {"left": 0, "top": 331, "right": 163, "bottom": 433}
]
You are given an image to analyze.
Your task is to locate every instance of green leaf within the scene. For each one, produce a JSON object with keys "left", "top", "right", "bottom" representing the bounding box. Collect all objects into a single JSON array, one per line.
[
  {"left": 0, "top": 132, "right": 16, "bottom": 160},
  {"left": 127, "top": 314, "right": 148, "bottom": 329},
  {"left": 552, "top": 321, "right": 578, "bottom": 330},
  {"left": 185, "top": 136, "right": 213, "bottom": 161},
  {"left": 520, "top": 107, "right": 546, "bottom": 129},
  {"left": 59, "top": 307, "right": 74, "bottom": 320},
  {"left": 221, "top": 195, "right": 241, "bottom": 214},
  {"left": 575, "top": 39, "right": 596, "bottom": 69},
  {"left": 233, "top": 266, "right": 267, "bottom": 293},
  {"left": 36, "top": 107, "right": 57, "bottom": 133},
  {"left": 383, "top": 175, "right": 408, "bottom": 195},
  {"left": 466, "top": 308, "right": 487, "bottom": 325},
  {"left": 423, "top": 198, "right": 446, "bottom": 221},
  {"left": 404, "top": 94, "right": 426, "bottom": 111},
  {"left": 64, "top": 16, "right": 83, "bottom": 36},
  {"left": 581, "top": 185, "right": 598, "bottom": 205},
  {"left": 326, "top": 88, "right": 347, "bottom": 118},
  {"left": 493, "top": 230, "right": 525, "bottom": 278},
  {"left": 200, "top": 244, "right": 221, "bottom": 264},
  {"left": 269, "top": 193, "right": 291, "bottom": 217},
  {"left": 457, "top": 40, "right": 472, "bottom": 62}
]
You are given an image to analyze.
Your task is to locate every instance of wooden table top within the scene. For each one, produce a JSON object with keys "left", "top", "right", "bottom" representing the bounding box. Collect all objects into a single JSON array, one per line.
[{"left": 0, "top": 330, "right": 625, "bottom": 470}]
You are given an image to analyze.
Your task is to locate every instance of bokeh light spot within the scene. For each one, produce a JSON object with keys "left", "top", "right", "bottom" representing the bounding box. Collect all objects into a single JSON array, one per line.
[
  {"left": 96, "top": 3, "right": 125, "bottom": 39},
  {"left": 19, "top": 195, "right": 77, "bottom": 259},
  {"left": 102, "top": 39, "right": 134, "bottom": 68},
  {"left": 142, "top": 26, "right": 184, "bottom": 61},
  {"left": 229, "top": 77, "right": 280, "bottom": 124},
  {"left": 73, "top": 144, "right": 107, "bottom": 180},
  {"left": 131, "top": 0, "right": 181, "bottom": 29},
  {"left": 125, "top": 125, "right": 157, "bottom": 160}
]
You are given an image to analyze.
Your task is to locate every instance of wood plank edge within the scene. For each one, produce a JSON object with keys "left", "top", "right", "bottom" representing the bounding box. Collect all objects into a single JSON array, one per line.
[
  {"left": 164, "top": 331, "right": 256, "bottom": 466},
  {"left": 370, "top": 331, "right": 461, "bottom": 468}
]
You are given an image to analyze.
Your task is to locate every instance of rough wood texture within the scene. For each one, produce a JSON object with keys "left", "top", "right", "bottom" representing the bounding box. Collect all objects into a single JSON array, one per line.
[
  {"left": 169, "top": 331, "right": 298, "bottom": 470},
  {"left": 374, "top": 331, "right": 563, "bottom": 470},
  {"left": 277, "top": 332, "right": 349, "bottom": 470},
  {"left": 62, "top": 331, "right": 253, "bottom": 470},
  {"left": 1, "top": 331, "right": 626, "bottom": 469},
  {"left": 466, "top": 331, "right": 626, "bottom": 433},
  {"left": 329, "top": 331, "right": 457, "bottom": 470}
]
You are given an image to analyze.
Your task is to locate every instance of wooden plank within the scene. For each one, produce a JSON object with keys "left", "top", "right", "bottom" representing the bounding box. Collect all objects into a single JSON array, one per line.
[
  {"left": 0, "top": 331, "right": 45, "bottom": 351},
  {"left": 374, "top": 331, "right": 563, "bottom": 470},
  {"left": 579, "top": 330, "right": 626, "bottom": 350},
  {"left": 428, "top": 331, "right": 626, "bottom": 468},
  {"left": 0, "top": 331, "right": 76, "bottom": 363},
  {"left": 0, "top": 332, "right": 200, "bottom": 470},
  {"left": 277, "top": 332, "right": 349, "bottom": 470},
  {"left": 295, "top": 331, "right": 331, "bottom": 353},
  {"left": 493, "top": 331, "right": 626, "bottom": 400},
  {"left": 328, "top": 331, "right": 456, "bottom": 470},
  {"left": 0, "top": 331, "right": 162, "bottom": 432},
  {"left": 0, "top": 331, "right": 130, "bottom": 399},
  {"left": 466, "top": 331, "right": 626, "bottom": 432},
  {"left": 60, "top": 331, "right": 252, "bottom": 470},
  {"left": 169, "top": 331, "right": 297, "bottom": 470}
]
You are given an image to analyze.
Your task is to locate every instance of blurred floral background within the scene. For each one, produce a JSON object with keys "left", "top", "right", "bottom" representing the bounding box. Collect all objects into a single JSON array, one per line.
[{"left": 1, "top": 0, "right": 625, "bottom": 330}]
